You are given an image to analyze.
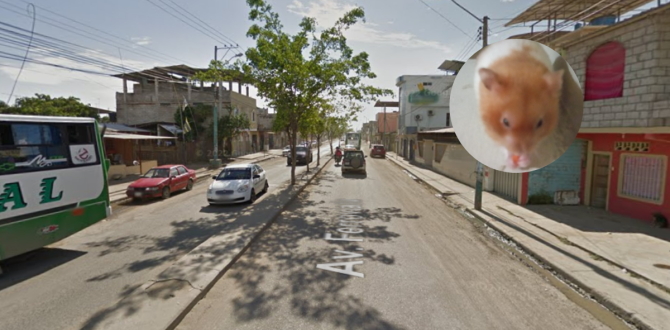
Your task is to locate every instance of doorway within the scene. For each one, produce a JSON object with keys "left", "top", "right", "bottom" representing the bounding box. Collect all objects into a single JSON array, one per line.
[{"left": 590, "top": 153, "right": 610, "bottom": 209}]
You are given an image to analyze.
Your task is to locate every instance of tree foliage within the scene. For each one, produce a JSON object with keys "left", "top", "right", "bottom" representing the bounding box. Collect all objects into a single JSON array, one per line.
[
  {"left": 0, "top": 94, "right": 99, "bottom": 119},
  {"left": 216, "top": 106, "right": 250, "bottom": 156},
  {"left": 174, "top": 104, "right": 210, "bottom": 141},
  {"left": 235, "top": 0, "right": 393, "bottom": 184}
]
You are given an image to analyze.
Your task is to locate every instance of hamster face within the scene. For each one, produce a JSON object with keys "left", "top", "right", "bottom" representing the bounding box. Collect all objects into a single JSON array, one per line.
[{"left": 478, "top": 66, "right": 563, "bottom": 168}]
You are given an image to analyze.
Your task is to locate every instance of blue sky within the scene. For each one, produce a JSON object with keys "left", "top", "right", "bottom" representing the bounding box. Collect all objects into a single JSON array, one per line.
[{"left": 0, "top": 0, "right": 657, "bottom": 129}]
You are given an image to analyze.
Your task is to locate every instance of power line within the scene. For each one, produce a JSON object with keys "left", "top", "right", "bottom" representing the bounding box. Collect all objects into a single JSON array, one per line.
[
  {"left": 162, "top": 0, "right": 239, "bottom": 47},
  {"left": 8, "top": 0, "right": 195, "bottom": 66},
  {"left": 6, "top": 3, "right": 35, "bottom": 104},
  {"left": 415, "top": 0, "right": 475, "bottom": 39},
  {"left": 144, "top": 0, "right": 235, "bottom": 47}
]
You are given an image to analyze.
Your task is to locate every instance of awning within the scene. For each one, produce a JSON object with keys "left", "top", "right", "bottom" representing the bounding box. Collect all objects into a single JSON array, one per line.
[
  {"left": 104, "top": 133, "right": 177, "bottom": 140},
  {"left": 159, "top": 124, "right": 183, "bottom": 135},
  {"left": 105, "top": 123, "right": 152, "bottom": 133}
]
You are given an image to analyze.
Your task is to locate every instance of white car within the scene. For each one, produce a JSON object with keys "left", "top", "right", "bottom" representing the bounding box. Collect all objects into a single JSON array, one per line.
[
  {"left": 207, "top": 164, "right": 269, "bottom": 205},
  {"left": 282, "top": 145, "right": 291, "bottom": 157}
]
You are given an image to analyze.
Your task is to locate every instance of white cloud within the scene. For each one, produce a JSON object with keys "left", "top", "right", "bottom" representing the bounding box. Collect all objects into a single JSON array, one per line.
[
  {"left": 287, "top": 0, "right": 452, "bottom": 53},
  {"left": 131, "top": 36, "right": 152, "bottom": 46}
]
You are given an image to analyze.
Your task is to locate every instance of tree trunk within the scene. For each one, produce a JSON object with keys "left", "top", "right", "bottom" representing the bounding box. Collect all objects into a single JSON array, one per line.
[
  {"left": 289, "top": 123, "right": 297, "bottom": 185},
  {"left": 328, "top": 131, "right": 333, "bottom": 155},
  {"left": 317, "top": 135, "right": 321, "bottom": 166}
]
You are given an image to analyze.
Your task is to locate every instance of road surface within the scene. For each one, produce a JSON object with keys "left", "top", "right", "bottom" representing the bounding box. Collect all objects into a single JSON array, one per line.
[
  {"left": 175, "top": 152, "right": 609, "bottom": 330},
  {"left": 0, "top": 145, "right": 331, "bottom": 330}
]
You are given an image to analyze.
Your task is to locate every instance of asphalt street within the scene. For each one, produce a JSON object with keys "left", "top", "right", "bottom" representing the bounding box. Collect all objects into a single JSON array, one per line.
[
  {"left": 175, "top": 151, "right": 610, "bottom": 330},
  {"left": 0, "top": 145, "right": 331, "bottom": 330}
]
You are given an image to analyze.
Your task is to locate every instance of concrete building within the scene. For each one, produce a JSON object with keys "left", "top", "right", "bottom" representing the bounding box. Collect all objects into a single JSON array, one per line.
[
  {"left": 396, "top": 69, "right": 457, "bottom": 161},
  {"left": 374, "top": 108, "right": 399, "bottom": 151},
  {"left": 491, "top": 0, "right": 670, "bottom": 223},
  {"left": 113, "top": 65, "right": 259, "bottom": 157}
]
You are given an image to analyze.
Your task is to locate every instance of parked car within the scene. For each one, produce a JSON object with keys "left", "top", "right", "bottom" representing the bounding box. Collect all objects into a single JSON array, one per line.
[
  {"left": 207, "top": 164, "right": 269, "bottom": 205},
  {"left": 287, "top": 145, "right": 313, "bottom": 165},
  {"left": 127, "top": 165, "right": 196, "bottom": 201},
  {"left": 282, "top": 145, "right": 291, "bottom": 157},
  {"left": 370, "top": 144, "right": 386, "bottom": 158},
  {"left": 341, "top": 150, "right": 367, "bottom": 175}
]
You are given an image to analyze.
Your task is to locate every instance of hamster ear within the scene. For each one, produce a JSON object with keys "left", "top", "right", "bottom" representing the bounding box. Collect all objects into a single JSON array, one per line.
[
  {"left": 479, "top": 68, "right": 503, "bottom": 92},
  {"left": 544, "top": 69, "right": 564, "bottom": 92}
]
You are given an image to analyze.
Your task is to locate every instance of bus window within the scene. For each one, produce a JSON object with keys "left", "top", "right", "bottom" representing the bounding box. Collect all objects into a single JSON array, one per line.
[
  {"left": 67, "top": 124, "right": 94, "bottom": 144},
  {"left": 0, "top": 123, "right": 69, "bottom": 175}
]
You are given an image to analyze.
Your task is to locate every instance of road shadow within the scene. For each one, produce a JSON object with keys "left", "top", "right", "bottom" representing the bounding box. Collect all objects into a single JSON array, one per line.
[
  {"left": 77, "top": 158, "right": 335, "bottom": 330},
  {"left": 118, "top": 188, "right": 192, "bottom": 207},
  {"left": 341, "top": 172, "right": 367, "bottom": 179},
  {"left": 214, "top": 173, "right": 410, "bottom": 330},
  {"left": 0, "top": 248, "right": 87, "bottom": 291}
]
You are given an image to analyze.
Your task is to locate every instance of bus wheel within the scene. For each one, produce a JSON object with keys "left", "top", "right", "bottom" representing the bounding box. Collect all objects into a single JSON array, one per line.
[
  {"left": 186, "top": 179, "right": 194, "bottom": 191},
  {"left": 162, "top": 187, "right": 171, "bottom": 199}
]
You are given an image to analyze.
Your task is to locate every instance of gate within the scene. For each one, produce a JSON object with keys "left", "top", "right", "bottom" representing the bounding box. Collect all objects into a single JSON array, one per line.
[{"left": 493, "top": 171, "right": 521, "bottom": 202}]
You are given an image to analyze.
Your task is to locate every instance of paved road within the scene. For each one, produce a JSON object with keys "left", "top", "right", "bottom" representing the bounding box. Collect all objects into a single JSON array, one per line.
[
  {"left": 0, "top": 145, "right": 332, "bottom": 330},
  {"left": 175, "top": 152, "right": 609, "bottom": 330}
]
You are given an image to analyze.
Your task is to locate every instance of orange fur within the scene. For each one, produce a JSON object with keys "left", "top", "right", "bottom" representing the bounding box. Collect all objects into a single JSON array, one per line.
[{"left": 478, "top": 47, "right": 563, "bottom": 160}]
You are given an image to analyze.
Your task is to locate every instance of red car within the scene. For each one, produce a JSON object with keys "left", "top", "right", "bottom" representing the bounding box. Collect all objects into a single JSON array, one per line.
[
  {"left": 370, "top": 144, "right": 386, "bottom": 158},
  {"left": 126, "top": 165, "right": 196, "bottom": 201}
]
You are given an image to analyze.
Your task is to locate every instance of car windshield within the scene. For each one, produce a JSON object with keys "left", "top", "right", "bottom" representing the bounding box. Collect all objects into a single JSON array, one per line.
[
  {"left": 345, "top": 152, "right": 364, "bottom": 159},
  {"left": 143, "top": 168, "right": 169, "bottom": 178},
  {"left": 374, "top": 146, "right": 384, "bottom": 150},
  {"left": 284, "top": 145, "right": 290, "bottom": 149},
  {"left": 296, "top": 147, "right": 308, "bottom": 152},
  {"left": 217, "top": 168, "right": 252, "bottom": 180}
]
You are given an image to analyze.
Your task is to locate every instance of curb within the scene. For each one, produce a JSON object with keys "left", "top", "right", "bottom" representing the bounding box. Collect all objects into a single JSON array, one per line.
[
  {"left": 386, "top": 155, "right": 654, "bottom": 330},
  {"left": 108, "top": 156, "right": 278, "bottom": 208},
  {"left": 94, "top": 155, "right": 333, "bottom": 330}
]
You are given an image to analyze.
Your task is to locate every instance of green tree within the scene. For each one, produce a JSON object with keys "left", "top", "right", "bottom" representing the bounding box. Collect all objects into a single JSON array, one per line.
[
  {"left": 174, "top": 104, "right": 210, "bottom": 142},
  {"left": 0, "top": 94, "right": 99, "bottom": 119},
  {"left": 215, "top": 106, "right": 250, "bottom": 157},
  {"left": 229, "top": 0, "right": 392, "bottom": 184}
]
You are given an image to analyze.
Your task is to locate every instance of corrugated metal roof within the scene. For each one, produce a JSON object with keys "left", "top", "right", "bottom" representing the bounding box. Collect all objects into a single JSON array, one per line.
[
  {"left": 105, "top": 123, "right": 152, "bottom": 133},
  {"left": 505, "top": 0, "right": 654, "bottom": 27},
  {"left": 418, "top": 128, "right": 456, "bottom": 134},
  {"left": 159, "top": 124, "right": 183, "bottom": 135},
  {"left": 104, "top": 132, "right": 176, "bottom": 140}
]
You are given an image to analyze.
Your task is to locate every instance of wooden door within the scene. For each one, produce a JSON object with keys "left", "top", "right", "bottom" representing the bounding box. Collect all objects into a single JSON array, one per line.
[{"left": 590, "top": 154, "right": 610, "bottom": 208}]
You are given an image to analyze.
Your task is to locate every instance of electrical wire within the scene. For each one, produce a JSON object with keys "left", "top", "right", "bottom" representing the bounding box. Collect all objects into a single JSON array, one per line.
[
  {"left": 2, "top": 0, "right": 195, "bottom": 66},
  {"left": 162, "top": 0, "right": 238, "bottom": 47},
  {"left": 415, "top": 0, "right": 475, "bottom": 39},
  {"left": 6, "top": 3, "right": 35, "bottom": 104}
]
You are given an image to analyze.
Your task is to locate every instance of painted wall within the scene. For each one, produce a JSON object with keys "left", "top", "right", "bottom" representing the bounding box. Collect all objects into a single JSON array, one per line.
[
  {"left": 432, "top": 142, "right": 477, "bottom": 187},
  {"left": 528, "top": 139, "right": 585, "bottom": 198},
  {"left": 579, "top": 133, "right": 670, "bottom": 222},
  {"left": 396, "top": 75, "right": 455, "bottom": 131}
]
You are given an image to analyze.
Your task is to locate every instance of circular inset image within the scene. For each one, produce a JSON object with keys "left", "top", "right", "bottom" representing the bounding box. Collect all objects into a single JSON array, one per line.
[{"left": 450, "top": 39, "right": 583, "bottom": 173}]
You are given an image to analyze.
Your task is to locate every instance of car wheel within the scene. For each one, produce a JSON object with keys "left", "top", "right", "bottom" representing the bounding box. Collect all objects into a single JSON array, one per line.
[
  {"left": 161, "top": 187, "right": 171, "bottom": 199},
  {"left": 186, "top": 179, "right": 194, "bottom": 191},
  {"left": 263, "top": 180, "right": 269, "bottom": 193},
  {"left": 249, "top": 189, "right": 256, "bottom": 203}
]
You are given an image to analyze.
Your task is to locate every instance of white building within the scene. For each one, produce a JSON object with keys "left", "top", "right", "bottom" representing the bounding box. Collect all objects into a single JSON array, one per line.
[{"left": 396, "top": 63, "right": 459, "bottom": 160}]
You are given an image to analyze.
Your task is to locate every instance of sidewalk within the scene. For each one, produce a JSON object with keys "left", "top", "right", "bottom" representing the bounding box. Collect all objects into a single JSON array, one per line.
[
  {"left": 108, "top": 152, "right": 279, "bottom": 205},
  {"left": 386, "top": 152, "right": 670, "bottom": 330}
]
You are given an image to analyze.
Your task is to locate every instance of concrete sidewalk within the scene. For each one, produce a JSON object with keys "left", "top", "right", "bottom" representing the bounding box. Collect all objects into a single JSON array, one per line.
[{"left": 386, "top": 152, "right": 670, "bottom": 330}]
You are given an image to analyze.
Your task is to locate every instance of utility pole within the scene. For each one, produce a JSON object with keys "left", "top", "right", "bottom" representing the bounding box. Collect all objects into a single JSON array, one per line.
[
  {"left": 451, "top": 0, "right": 488, "bottom": 210},
  {"left": 211, "top": 45, "right": 238, "bottom": 169},
  {"left": 382, "top": 106, "right": 387, "bottom": 148}
]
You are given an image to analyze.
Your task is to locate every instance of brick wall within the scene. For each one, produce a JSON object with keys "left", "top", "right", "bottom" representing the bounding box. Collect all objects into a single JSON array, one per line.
[
  {"left": 562, "top": 10, "right": 670, "bottom": 128},
  {"left": 528, "top": 139, "right": 585, "bottom": 198}
]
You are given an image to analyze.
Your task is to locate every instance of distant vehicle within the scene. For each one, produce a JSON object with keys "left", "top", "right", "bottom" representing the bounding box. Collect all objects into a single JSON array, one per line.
[
  {"left": 207, "top": 164, "right": 268, "bottom": 205},
  {"left": 0, "top": 114, "right": 111, "bottom": 265},
  {"left": 282, "top": 145, "right": 291, "bottom": 157},
  {"left": 344, "top": 144, "right": 356, "bottom": 150},
  {"left": 370, "top": 144, "right": 386, "bottom": 158},
  {"left": 341, "top": 150, "right": 367, "bottom": 175},
  {"left": 345, "top": 132, "right": 361, "bottom": 150},
  {"left": 127, "top": 165, "right": 196, "bottom": 201},
  {"left": 287, "top": 146, "right": 313, "bottom": 165}
]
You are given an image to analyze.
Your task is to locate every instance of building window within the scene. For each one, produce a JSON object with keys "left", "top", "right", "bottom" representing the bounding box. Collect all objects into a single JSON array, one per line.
[
  {"left": 252, "top": 112, "right": 255, "bottom": 122},
  {"left": 584, "top": 41, "right": 625, "bottom": 101},
  {"left": 446, "top": 113, "right": 451, "bottom": 127},
  {"left": 617, "top": 154, "right": 667, "bottom": 204}
]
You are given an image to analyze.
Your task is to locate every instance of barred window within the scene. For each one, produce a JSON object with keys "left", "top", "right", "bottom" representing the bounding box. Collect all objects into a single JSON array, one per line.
[{"left": 618, "top": 154, "right": 666, "bottom": 204}]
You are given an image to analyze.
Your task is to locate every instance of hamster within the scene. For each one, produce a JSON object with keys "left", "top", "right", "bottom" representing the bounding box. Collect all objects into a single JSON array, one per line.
[{"left": 473, "top": 39, "right": 564, "bottom": 170}]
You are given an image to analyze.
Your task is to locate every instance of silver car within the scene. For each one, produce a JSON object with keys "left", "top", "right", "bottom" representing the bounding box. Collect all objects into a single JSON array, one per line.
[
  {"left": 282, "top": 145, "right": 291, "bottom": 157},
  {"left": 207, "top": 164, "right": 269, "bottom": 205}
]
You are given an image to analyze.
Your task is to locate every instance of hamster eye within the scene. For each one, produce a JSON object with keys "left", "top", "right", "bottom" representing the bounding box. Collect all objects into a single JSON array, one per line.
[
  {"left": 502, "top": 118, "right": 510, "bottom": 128},
  {"left": 536, "top": 119, "right": 543, "bottom": 128}
]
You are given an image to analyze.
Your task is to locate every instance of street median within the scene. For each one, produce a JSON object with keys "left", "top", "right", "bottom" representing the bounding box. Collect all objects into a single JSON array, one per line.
[{"left": 79, "top": 155, "right": 332, "bottom": 330}]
